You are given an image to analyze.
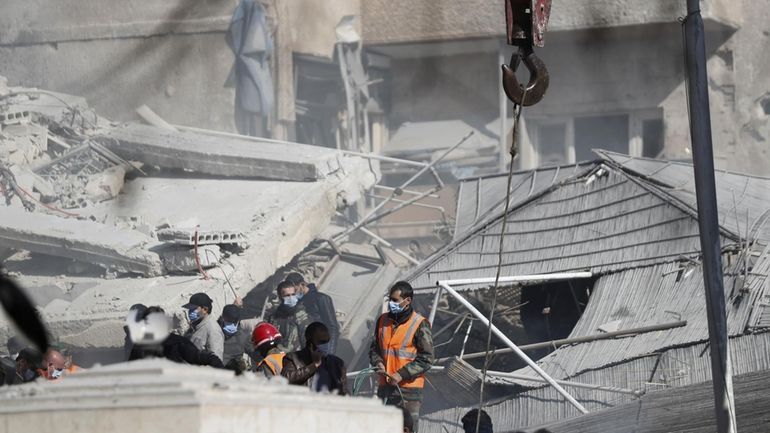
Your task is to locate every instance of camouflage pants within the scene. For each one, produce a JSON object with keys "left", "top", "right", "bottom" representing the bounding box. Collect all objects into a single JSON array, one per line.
[{"left": 378, "top": 385, "right": 423, "bottom": 432}]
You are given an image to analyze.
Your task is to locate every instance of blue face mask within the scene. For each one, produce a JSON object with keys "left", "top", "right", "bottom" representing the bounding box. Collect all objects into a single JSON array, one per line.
[
  {"left": 296, "top": 291, "right": 305, "bottom": 300},
  {"left": 188, "top": 308, "right": 200, "bottom": 322},
  {"left": 222, "top": 322, "right": 238, "bottom": 335},
  {"left": 388, "top": 300, "right": 404, "bottom": 314},
  {"left": 50, "top": 368, "right": 64, "bottom": 379},
  {"left": 283, "top": 295, "right": 298, "bottom": 308},
  {"left": 316, "top": 342, "right": 332, "bottom": 355}
]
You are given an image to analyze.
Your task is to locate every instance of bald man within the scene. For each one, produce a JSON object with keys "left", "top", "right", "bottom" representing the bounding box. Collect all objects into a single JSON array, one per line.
[{"left": 44, "top": 350, "right": 66, "bottom": 380}]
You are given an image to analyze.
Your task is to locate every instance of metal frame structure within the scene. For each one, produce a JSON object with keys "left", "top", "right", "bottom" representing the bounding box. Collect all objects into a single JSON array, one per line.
[{"left": 435, "top": 273, "right": 593, "bottom": 414}]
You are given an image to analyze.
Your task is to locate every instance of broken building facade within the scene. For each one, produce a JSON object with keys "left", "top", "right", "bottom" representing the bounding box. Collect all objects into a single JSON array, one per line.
[{"left": 2, "top": 1, "right": 769, "bottom": 176}]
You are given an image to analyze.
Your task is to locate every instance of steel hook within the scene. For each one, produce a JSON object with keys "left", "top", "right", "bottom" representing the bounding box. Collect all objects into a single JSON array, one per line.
[{"left": 501, "top": 48, "right": 550, "bottom": 107}]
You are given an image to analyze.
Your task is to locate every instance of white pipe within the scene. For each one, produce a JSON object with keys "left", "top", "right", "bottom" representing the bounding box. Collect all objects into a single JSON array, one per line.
[
  {"left": 486, "top": 371, "right": 643, "bottom": 397},
  {"left": 438, "top": 281, "right": 589, "bottom": 414},
  {"left": 441, "top": 272, "right": 593, "bottom": 287},
  {"left": 428, "top": 285, "right": 443, "bottom": 325}
]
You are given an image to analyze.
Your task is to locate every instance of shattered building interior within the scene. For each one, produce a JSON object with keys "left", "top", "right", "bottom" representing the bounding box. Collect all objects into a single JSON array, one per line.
[{"left": 2, "top": 0, "right": 770, "bottom": 432}]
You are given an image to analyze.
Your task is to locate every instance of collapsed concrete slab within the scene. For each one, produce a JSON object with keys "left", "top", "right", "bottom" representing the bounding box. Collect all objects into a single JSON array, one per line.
[
  {"left": 97, "top": 123, "right": 343, "bottom": 182},
  {"left": 0, "top": 206, "right": 163, "bottom": 276},
  {"left": 0, "top": 153, "right": 378, "bottom": 352}
]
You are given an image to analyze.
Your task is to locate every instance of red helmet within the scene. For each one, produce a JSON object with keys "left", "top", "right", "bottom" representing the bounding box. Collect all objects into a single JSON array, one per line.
[{"left": 252, "top": 322, "right": 281, "bottom": 347}]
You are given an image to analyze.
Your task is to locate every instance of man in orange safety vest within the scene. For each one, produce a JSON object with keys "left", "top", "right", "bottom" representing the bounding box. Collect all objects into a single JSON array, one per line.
[{"left": 370, "top": 281, "right": 434, "bottom": 432}]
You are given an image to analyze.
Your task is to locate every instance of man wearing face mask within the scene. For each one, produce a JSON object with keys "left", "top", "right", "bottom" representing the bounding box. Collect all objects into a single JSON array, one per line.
[
  {"left": 183, "top": 293, "right": 224, "bottom": 363},
  {"left": 282, "top": 322, "right": 348, "bottom": 394},
  {"left": 285, "top": 272, "right": 341, "bottom": 354},
  {"left": 43, "top": 349, "right": 67, "bottom": 380},
  {"left": 265, "top": 280, "right": 311, "bottom": 352},
  {"left": 369, "top": 281, "right": 434, "bottom": 432},
  {"left": 15, "top": 347, "right": 43, "bottom": 383},
  {"left": 219, "top": 304, "right": 253, "bottom": 373}
]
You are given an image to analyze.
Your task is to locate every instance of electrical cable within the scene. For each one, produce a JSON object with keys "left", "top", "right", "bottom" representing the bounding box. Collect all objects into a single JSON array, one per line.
[{"left": 474, "top": 84, "right": 528, "bottom": 433}]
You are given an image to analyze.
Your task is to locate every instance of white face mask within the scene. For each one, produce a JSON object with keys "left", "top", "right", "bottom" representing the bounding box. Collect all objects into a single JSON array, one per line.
[{"left": 50, "top": 368, "right": 64, "bottom": 379}]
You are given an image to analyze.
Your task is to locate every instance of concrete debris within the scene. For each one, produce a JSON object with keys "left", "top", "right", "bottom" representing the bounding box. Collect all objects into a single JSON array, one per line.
[
  {"left": 34, "top": 142, "right": 130, "bottom": 209},
  {"left": 84, "top": 165, "right": 125, "bottom": 202},
  {"left": 157, "top": 228, "right": 246, "bottom": 246},
  {"left": 0, "top": 206, "right": 163, "bottom": 276},
  {"left": 0, "top": 83, "right": 379, "bottom": 354},
  {"left": 159, "top": 244, "right": 221, "bottom": 273},
  {"left": 97, "top": 123, "right": 342, "bottom": 182}
]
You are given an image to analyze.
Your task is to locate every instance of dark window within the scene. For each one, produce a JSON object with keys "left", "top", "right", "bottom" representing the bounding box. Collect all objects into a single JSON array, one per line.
[
  {"left": 642, "top": 118, "right": 665, "bottom": 158},
  {"left": 537, "top": 123, "right": 568, "bottom": 165},
  {"left": 574, "top": 114, "right": 629, "bottom": 161}
]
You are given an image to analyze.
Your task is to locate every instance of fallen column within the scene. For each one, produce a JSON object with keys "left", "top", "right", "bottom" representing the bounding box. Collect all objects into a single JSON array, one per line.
[
  {"left": 0, "top": 206, "right": 163, "bottom": 276},
  {"left": 97, "top": 123, "right": 342, "bottom": 182}
]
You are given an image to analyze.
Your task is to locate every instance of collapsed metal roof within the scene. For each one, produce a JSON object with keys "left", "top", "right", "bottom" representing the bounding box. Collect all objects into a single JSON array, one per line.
[{"left": 408, "top": 153, "right": 770, "bottom": 432}]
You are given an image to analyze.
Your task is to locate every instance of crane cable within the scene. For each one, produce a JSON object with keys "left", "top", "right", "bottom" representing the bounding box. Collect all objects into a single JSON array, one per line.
[{"left": 474, "top": 86, "right": 528, "bottom": 433}]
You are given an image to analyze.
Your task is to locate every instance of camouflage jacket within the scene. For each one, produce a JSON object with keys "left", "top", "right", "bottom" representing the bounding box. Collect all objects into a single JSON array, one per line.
[
  {"left": 369, "top": 308, "right": 434, "bottom": 383},
  {"left": 266, "top": 303, "right": 311, "bottom": 353}
]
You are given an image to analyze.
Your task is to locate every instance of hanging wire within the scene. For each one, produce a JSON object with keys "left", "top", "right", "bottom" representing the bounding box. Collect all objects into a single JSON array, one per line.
[{"left": 475, "top": 85, "right": 528, "bottom": 433}]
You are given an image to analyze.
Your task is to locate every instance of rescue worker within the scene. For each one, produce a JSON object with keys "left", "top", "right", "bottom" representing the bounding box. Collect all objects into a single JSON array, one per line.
[
  {"left": 43, "top": 349, "right": 66, "bottom": 380},
  {"left": 285, "top": 272, "right": 341, "bottom": 353},
  {"left": 15, "top": 347, "right": 43, "bottom": 383},
  {"left": 370, "top": 281, "right": 434, "bottom": 432},
  {"left": 219, "top": 304, "right": 253, "bottom": 373},
  {"left": 252, "top": 322, "right": 285, "bottom": 378},
  {"left": 461, "top": 409, "right": 493, "bottom": 433},
  {"left": 183, "top": 293, "right": 225, "bottom": 362},
  {"left": 265, "top": 281, "right": 311, "bottom": 352},
  {"left": 282, "top": 322, "right": 348, "bottom": 395},
  {"left": 128, "top": 306, "right": 224, "bottom": 367}
]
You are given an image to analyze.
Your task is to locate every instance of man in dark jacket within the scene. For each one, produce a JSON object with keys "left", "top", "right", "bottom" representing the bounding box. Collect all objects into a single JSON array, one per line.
[
  {"left": 285, "top": 272, "right": 340, "bottom": 353},
  {"left": 218, "top": 304, "right": 253, "bottom": 373},
  {"left": 282, "top": 322, "right": 348, "bottom": 395},
  {"left": 128, "top": 306, "right": 224, "bottom": 368},
  {"left": 265, "top": 280, "right": 311, "bottom": 352}
]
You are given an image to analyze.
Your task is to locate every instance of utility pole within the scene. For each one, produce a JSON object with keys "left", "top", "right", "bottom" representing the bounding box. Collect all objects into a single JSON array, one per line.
[{"left": 683, "top": 1, "right": 737, "bottom": 432}]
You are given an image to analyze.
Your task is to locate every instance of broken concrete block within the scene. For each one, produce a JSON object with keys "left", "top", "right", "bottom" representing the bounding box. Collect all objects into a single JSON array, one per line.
[
  {"left": 0, "top": 76, "right": 7, "bottom": 96},
  {"left": 157, "top": 228, "right": 246, "bottom": 246},
  {"left": 159, "top": 245, "right": 221, "bottom": 273},
  {"left": 85, "top": 165, "right": 126, "bottom": 202},
  {"left": 97, "top": 123, "right": 342, "bottom": 182},
  {"left": 0, "top": 206, "right": 163, "bottom": 276}
]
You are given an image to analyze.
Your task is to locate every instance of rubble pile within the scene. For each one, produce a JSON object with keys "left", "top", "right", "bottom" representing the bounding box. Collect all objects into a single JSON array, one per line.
[{"left": 0, "top": 79, "right": 379, "bottom": 353}]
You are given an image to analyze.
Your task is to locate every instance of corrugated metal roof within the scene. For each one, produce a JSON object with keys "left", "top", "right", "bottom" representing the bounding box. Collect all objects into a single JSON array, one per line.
[
  {"left": 510, "top": 246, "right": 770, "bottom": 382},
  {"left": 453, "top": 162, "right": 596, "bottom": 240},
  {"left": 420, "top": 332, "right": 770, "bottom": 432},
  {"left": 410, "top": 167, "right": 723, "bottom": 289},
  {"left": 598, "top": 150, "right": 770, "bottom": 243}
]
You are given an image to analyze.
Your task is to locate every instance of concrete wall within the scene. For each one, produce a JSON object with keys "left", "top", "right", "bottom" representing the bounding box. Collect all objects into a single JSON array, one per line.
[
  {"left": 0, "top": 0, "right": 362, "bottom": 132},
  {"left": 362, "top": 0, "right": 740, "bottom": 45}
]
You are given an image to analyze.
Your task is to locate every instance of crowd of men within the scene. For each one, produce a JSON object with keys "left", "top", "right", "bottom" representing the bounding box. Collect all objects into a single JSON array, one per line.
[{"left": 0, "top": 273, "right": 522, "bottom": 433}]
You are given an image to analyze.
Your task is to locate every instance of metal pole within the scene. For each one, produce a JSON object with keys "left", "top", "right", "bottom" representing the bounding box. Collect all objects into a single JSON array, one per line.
[
  {"left": 442, "top": 272, "right": 593, "bottom": 287},
  {"left": 438, "top": 282, "right": 588, "bottom": 414},
  {"left": 683, "top": 2, "right": 736, "bottom": 432},
  {"left": 429, "top": 285, "right": 443, "bottom": 325},
  {"left": 486, "top": 371, "right": 642, "bottom": 397},
  {"left": 337, "top": 43, "right": 357, "bottom": 150},
  {"left": 440, "top": 320, "right": 688, "bottom": 362}
]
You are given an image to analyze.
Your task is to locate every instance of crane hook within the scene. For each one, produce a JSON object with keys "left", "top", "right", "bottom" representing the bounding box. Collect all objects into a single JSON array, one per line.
[{"left": 501, "top": 47, "right": 549, "bottom": 107}]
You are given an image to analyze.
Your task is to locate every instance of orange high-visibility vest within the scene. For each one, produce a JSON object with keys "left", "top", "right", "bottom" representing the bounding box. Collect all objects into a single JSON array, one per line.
[
  {"left": 258, "top": 352, "right": 285, "bottom": 376},
  {"left": 376, "top": 311, "right": 427, "bottom": 389}
]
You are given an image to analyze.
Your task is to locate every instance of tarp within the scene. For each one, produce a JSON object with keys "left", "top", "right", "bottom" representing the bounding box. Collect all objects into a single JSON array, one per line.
[{"left": 225, "top": 0, "right": 274, "bottom": 136}]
